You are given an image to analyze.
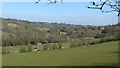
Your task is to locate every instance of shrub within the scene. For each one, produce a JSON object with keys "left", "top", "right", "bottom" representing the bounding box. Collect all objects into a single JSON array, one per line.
[
  {"left": 106, "top": 37, "right": 115, "bottom": 41},
  {"left": 88, "top": 40, "right": 100, "bottom": 45},
  {"left": 114, "top": 31, "right": 120, "bottom": 40},
  {"left": 70, "top": 40, "right": 80, "bottom": 47},
  {"left": 99, "top": 38, "right": 105, "bottom": 43},
  {"left": 51, "top": 44, "right": 57, "bottom": 50},
  {"left": 94, "top": 34, "right": 105, "bottom": 38},
  {"left": 77, "top": 41, "right": 86, "bottom": 46},
  {"left": 46, "top": 44, "right": 52, "bottom": 50},
  {"left": 19, "top": 46, "right": 27, "bottom": 53},
  {"left": 58, "top": 43, "right": 62, "bottom": 49},
  {"left": 27, "top": 46, "right": 32, "bottom": 52},
  {"left": 2, "top": 47, "right": 10, "bottom": 54},
  {"left": 99, "top": 37, "right": 115, "bottom": 43},
  {"left": 89, "top": 42, "right": 96, "bottom": 45},
  {"left": 70, "top": 42, "right": 76, "bottom": 48},
  {"left": 46, "top": 44, "right": 57, "bottom": 50},
  {"left": 42, "top": 45, "right": 48, "bottom": 51}
]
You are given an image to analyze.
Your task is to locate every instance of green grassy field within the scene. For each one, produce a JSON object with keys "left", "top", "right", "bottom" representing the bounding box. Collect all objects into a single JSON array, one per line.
[
  {"left": 0, "top": 46, "right": 2, "bottom": 67},
  {"left": 2, "top": 41, "right": 118, "bottom": 66}
]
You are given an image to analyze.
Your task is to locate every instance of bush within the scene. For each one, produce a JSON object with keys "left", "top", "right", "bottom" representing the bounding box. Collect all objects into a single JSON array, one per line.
[
  {"left": 99, "top": 38, "right": 105, "bottom": 43},
  {"left": 51, "top": 44, "right": 57, "bottom": 50},
  {"left": 19, "top": 46, "right": 27, "bottom": 53},
  {"left": 58, "top": 43, "right": 62, "bottom": 49},
  {"left": 46, "top": 44, "right": 52, "bottom": 50},
  {"left": 114, "top": 31, "right": 120, "bottom": 40},
  {"left": 70, "top": 40, "right": 80, "bottom": 48},
  {"left": 42, "top": 45, "right": 48, "bottom": 51},
  {"left": 2, "top": 47, "right": 10, "bottom": 54},
  {"left": 94, "top": 34, "right": 105, "bottom": 38},
  {"left": 27, "top": 46, "right": 32, "bottom": 52},
  {"left": 89, "top": 42, "right": 96, "bottom": 45},
  {"left": 88, "top": 40, "right": 100, "bottom": 45},
  {"left": 99, "top": 37, "right": 115, "bottom": 43},
  {"left": 70, "top": 42, "right": 76, "bottom": 48},
  {"left": 77, "top": 41, "right": 86, "bottom": 46}
]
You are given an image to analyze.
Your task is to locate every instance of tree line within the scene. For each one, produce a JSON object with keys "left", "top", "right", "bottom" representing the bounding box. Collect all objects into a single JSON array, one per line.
[{"left": 2, "top": 18, "right": 120, "bottom": 46}]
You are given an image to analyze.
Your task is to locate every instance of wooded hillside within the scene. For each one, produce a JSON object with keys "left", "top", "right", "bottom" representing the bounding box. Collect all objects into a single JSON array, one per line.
[{"left": 1, "top": 18, "right": 120, "bottom": 46}]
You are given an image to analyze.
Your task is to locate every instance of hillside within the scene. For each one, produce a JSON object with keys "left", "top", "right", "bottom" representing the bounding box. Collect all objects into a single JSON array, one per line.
[{"left": 1, "top": 18, "right": 120, "bottom": 46}]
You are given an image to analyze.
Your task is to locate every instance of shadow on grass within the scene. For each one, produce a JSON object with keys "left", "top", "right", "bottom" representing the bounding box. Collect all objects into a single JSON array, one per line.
[{"left": 112, "top": 51, "right": 120, "bottom": 53}]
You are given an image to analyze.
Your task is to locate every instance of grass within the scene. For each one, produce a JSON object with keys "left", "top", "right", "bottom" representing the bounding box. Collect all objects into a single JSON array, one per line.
[
  {"left": 0, "top": 46, "right": 2, "bottom": 67},
  {"left": 2, "top": 41, "right": 118, "bottom": 66}
]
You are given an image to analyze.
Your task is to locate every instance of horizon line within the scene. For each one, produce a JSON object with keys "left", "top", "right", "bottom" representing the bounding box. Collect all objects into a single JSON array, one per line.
[{"left": 1, "top": 17, "right": 118, "bottom": 26}]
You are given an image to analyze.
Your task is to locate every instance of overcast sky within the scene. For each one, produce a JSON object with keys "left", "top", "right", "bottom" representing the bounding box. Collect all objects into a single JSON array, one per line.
[{"left": 1, "top": 2, "right": 118, "bottom": 26}]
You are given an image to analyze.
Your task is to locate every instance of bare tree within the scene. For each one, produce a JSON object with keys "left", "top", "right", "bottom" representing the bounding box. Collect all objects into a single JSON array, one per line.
[
  {"left": 87, "top": 0, "right": 120, "bottom": 16},
  {"left": 36, "top": 0, "right": 63, "bottom": 4},
  {"left": 35, "top": 0, "right": 120, "bottom": 16}
]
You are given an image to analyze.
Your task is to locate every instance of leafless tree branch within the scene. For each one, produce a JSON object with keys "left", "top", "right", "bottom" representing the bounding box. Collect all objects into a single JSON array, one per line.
[
  {"left": 35, "top": 0, "right": 120, "bottom": 16},
  {"left": 87, "top": 0, "right": 120, "bottom": 16}
]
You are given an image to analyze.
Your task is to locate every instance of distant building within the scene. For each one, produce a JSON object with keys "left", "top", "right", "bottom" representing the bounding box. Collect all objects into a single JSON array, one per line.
[
  {"left": 60, "top": 32, "right": 66, "bottom": 34},
  {"left": 84, "top": 37, "right": 94, "bottom": 40},
  {"left": 101, "top": 28, "right": 104, "bottom": 30},
  {"left": 36, "top": 43, "right": 42, "bottom": 45},
  {"left": 36, "top": 27, "right": 49, "bottom": 31}
]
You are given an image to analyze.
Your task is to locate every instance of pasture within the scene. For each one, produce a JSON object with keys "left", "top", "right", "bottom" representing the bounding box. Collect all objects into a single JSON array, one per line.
[
  {"left": 2, "top": 41, "right": 118, "bottom": 66},
  {"left": 0, "top": 46, "right": 2, "bottom": 67}
]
